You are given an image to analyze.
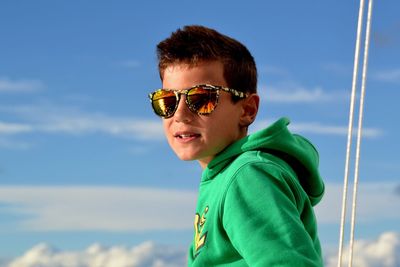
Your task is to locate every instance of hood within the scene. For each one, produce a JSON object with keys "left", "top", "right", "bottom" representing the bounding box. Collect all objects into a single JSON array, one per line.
[{"left": 203, "top": 117, "right": 324, "bottom": 206}]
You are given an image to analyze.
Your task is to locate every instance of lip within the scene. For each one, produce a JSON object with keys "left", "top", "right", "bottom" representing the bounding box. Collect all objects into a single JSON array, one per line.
[{"left": 173, "top": 131, "right": 201, "bottom": 142}]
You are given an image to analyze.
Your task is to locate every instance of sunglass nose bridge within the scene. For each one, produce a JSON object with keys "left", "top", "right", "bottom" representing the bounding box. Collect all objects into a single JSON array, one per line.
[{"left": 172, "top": 91, "right": 196, "bottom": 119}]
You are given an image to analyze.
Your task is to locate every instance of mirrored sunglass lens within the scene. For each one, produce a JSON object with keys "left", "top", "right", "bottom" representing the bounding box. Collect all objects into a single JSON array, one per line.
[
  {"left": 152, "top": 90, "right": 177, "bottom": 117},
  {"left": 187, "top": 87, "right": 218, "bottom": 114}
]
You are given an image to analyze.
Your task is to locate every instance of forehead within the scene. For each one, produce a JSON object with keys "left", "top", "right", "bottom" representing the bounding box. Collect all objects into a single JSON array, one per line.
[{"left": 162, "top": 61, "right": 227, "bottom": 89}]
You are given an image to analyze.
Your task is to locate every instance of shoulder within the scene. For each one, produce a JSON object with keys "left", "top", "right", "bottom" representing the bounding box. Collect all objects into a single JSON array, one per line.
[
  {"left": 222, "top": 150, "right": 305, "bottom": 207},
  {"left": 227, "top": 150, "right": 295, "bottom": 181}
]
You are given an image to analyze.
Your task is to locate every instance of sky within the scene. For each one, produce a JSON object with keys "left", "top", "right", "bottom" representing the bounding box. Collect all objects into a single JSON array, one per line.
[{"left": 0, "top": 0, "right": 399, "bottom": 266}]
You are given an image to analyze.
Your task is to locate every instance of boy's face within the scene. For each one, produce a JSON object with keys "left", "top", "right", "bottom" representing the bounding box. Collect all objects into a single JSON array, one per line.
[{"left": 161, "top": 61, "right": 248, "bottom": 169}]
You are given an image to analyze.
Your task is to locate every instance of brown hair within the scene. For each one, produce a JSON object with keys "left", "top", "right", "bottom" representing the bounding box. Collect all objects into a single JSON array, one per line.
[{"left": 157, "top": 25, "right": 257, "bottom": 99}]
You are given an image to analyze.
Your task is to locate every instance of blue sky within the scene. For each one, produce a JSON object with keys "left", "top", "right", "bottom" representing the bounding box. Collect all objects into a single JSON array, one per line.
[{"left": 0, "top": 0, "right": 399, "bottom": 265}]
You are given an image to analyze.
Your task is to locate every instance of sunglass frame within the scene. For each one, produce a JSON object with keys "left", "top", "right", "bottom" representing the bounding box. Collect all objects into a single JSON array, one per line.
[{"left": 149, "top": 84, "right": 248, "bottom": 118}]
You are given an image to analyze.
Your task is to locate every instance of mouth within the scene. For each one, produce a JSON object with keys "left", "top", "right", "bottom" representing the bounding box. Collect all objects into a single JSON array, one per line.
[{"left": 174, "top": 132, "right": 201, "bottom": 140}]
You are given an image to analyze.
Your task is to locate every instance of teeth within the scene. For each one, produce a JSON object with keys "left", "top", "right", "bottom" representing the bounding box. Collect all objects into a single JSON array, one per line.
[{"left": 176, "top": 133, "right": 198, "bottom": 138}]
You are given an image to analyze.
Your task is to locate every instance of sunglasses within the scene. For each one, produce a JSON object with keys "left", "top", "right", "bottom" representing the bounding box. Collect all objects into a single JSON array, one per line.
[{"left": 149, "top": 84, "right": 248, "bottom": 118}]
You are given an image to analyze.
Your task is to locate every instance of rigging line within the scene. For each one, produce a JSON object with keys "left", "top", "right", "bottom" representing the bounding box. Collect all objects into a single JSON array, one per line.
[
  {"left": 337, "top": 0, "right": 366, "bottom": 266},
  {"left": 347, "top": 0, "right": 374, "bottom": 266}
]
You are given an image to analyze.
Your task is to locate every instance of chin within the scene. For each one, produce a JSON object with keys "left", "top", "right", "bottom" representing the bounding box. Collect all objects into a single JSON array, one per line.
[
  {"left": 173, "top": 149, "right": 201, "bottom": 162},
  {"left": 176, "top": 154, "right": 197, "bottom": 161}
]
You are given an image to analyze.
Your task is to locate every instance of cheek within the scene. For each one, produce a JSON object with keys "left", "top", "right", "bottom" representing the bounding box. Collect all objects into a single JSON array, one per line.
[
  {"left": 162, "top": 120, "right": 173, "bottom": 138},
  {"left": 213, "top": 112, "right": 243, "bottom": 139},
  {"left": 204, "top": 115, "right": 236, "bottom": 139}
]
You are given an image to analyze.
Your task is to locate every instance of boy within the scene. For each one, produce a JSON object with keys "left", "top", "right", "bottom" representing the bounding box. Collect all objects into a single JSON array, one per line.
[{"left": 149, "top": 25, "right": 325, "bottom": 266}]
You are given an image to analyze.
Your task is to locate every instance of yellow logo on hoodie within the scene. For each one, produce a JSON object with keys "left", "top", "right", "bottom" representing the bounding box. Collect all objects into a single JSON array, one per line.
[{"left": 194, "top": 206, "right": 209, "bottom": 255}]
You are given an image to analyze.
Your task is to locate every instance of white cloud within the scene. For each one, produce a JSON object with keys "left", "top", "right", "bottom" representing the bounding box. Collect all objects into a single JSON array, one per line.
[
  {"left": 325, "top": 232, "right": 400, "bottom": 267},
  {"left": 0, "top": 77, "right": 44, "bottom": 93},
  {"left": 0, "top": 182, "right": 398, "bottom": 232},
  {"left": 259, "top": 83, "right": 347, "bottom": 103},
  {"left": 289, "top": 122, "right": 383, "bottom": 138},
  {"left": 322, "top": 63, "right": 352, "bottom": 76},
  {"left": 0, "top": 122, "right": 33, "bottom": 135},
  {"left": 6, "top": 241, "right": 187, "bottom": 267},
  {"left": 1, "top": 183, "right": 399, "bottom": 266},
  {"left": 373, "top": 69, "right": 400, "bottom": 84},
  {"left": 38, "top": 114, "right": 163, "bottom": 140},
  {"left": 0, "top": 186, "right": 197, "bottom": 231},
  {"left": 253, "top": 120, "right": 383, "bottom": 138},
  {"left": 5, "top": 232, "right": 400, "bottom": 267},
  {"left": 0, "top": 105, "right": 164, "bottom": 140},
  {"left": 0, "top": 137, "right": 32, "bottom": 150},
  {"left": 0, "top": 122, "right": 34, "bottom": 149},
  {"left": 315, "top": 182, "right": 400, "bottom": 224}
]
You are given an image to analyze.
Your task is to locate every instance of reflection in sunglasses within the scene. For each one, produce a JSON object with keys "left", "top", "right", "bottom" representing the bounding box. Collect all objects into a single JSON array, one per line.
[{"left": 149, "top": 84, "right": 247, "bottom": 118}]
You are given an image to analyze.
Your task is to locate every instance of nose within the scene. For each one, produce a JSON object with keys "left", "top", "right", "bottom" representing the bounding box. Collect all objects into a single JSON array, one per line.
[{"left": 173, "top": 94, "right": 193, "bottom": 122}]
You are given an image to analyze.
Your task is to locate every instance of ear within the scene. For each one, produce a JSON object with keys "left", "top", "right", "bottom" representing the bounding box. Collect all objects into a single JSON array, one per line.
[{"left": 239, "top": 94, "right": 260, "bottom": 128}]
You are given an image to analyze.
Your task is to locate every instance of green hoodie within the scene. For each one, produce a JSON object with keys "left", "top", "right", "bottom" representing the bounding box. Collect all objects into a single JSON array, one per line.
[{"left": 188, "top": 117, "right": 324, "bottom": 266}]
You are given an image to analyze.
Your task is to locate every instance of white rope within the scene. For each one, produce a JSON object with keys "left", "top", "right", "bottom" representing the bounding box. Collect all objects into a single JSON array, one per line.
[
  {"left": 337, "top": 0, "right": 366, "bottom": 265},
  {"left": 347, "top": 0, "right": 374, "bottom": 266},
  {"left": 337, "top": 0, "right": 374, "bottom": 266}
]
